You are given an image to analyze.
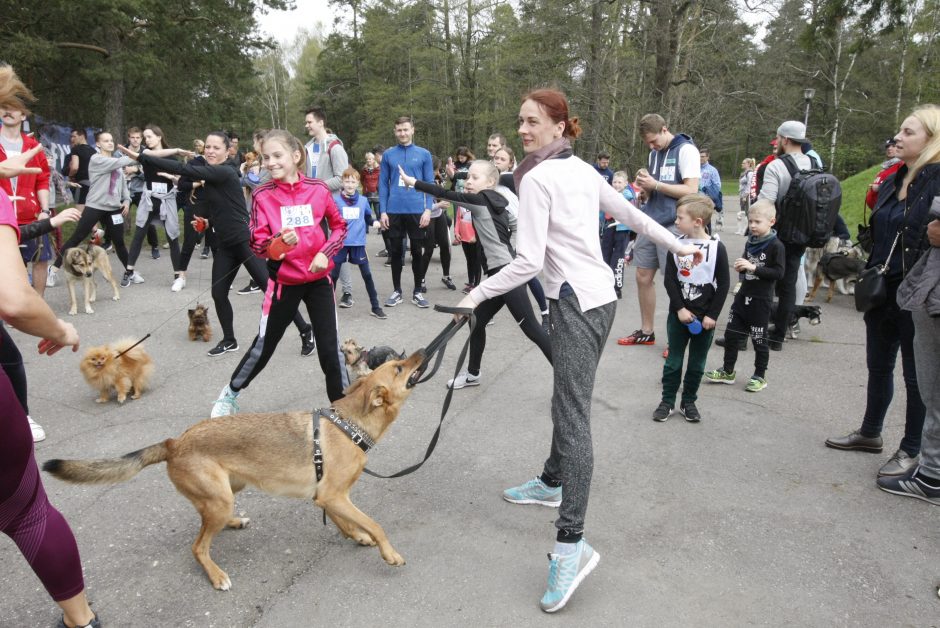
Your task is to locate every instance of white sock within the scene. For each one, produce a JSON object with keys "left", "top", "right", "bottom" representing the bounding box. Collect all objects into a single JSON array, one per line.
[{"left": 553, "top": 541, "right": 578, "bottom": 556}]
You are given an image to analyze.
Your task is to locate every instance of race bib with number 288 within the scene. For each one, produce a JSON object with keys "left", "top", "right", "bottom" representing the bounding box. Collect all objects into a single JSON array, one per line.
[{"left": 280, "top": 204, "right": 314, "bottom": 228}]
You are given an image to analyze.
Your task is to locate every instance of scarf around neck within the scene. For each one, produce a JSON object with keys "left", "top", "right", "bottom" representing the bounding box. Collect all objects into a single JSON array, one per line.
[
  {"left": 513, "top": 137, "right": 573, "bottom": 191},
  {"left": 340, "top": 191, "right": 360, "bottom": 206},
  {"left": 746, "top": 229, "right": 777, "bottom": 255}
]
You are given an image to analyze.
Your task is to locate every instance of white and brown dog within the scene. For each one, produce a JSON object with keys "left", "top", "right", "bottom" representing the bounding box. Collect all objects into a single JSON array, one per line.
[{"left": 62, "top": 242, "right": 120, "bottom": 315}]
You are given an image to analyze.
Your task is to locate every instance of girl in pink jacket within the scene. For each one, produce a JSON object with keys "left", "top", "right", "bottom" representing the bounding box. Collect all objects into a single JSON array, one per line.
[{"left": 211, "top": 130, "right": 348, "bottom": 417}]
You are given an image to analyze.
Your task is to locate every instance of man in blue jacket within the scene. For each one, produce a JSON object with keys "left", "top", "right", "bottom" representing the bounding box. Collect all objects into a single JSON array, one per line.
[{"left": 378, "top": 115, "right": 434, "bottom": 308}]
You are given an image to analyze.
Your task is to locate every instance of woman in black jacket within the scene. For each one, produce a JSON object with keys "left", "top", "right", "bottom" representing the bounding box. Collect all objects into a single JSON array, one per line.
[
  {"left": 119, "top": 132, "right": 314, "bottom": 357},
  {"left": 826, "top": 105, "right": 940, "bottom": 479}
]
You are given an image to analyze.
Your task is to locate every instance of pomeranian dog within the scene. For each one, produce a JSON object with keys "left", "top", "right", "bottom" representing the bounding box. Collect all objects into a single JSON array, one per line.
[
  {"left": 188, "top": 304, "right": 212, "bottom": 342},
  {"left": 80, "top": 339, "right": 154, "bottom": 404},
  {"left": 341, "top": 338, "right": 405, "bottom": 380}
]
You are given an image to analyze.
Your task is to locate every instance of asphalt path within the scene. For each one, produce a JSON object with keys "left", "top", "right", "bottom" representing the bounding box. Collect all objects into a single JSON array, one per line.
[{"left": 5, "top": 213, "right": 938, "bottom": 627}]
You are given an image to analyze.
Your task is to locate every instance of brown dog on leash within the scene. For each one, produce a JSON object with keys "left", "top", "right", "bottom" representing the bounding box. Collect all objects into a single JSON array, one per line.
[
  {"left": 806, "top": 244, "right": 866, "bottom": 303},
  {"left": 188, "top": 304, "right": 212, "bottom": 342},
  {"left": 44, "top": 350, "right": 425, "bottom": 591}
]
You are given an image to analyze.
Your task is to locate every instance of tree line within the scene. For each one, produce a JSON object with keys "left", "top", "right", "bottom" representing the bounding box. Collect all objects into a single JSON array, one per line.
[{"left": 4, "top": 0, "right": 939, "bottom": 180}]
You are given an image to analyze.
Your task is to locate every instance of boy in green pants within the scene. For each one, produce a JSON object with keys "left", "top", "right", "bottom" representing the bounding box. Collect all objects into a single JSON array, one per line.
[{"left": 654, "top": 193, "right": 730, "bottom": 422}]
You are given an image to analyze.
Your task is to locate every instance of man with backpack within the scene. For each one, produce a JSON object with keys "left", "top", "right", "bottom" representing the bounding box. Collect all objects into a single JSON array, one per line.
[{"left": 758, "top": 120, "right": 841, "bottom": 351}]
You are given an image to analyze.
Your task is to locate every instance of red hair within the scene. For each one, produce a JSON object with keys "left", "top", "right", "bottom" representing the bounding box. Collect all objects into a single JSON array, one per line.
[{"left": 522, "top": 89, "right": 582, "bottom": 139}]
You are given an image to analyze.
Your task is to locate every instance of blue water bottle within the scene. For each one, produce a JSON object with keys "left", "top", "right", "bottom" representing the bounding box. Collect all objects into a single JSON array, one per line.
[{"left": 685, "top": 316, "right": 702, "bottom": 335}]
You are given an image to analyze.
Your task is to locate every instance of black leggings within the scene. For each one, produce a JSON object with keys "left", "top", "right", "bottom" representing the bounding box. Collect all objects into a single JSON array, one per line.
[
  {"left": 421, "top": 214, "right": 451, "bottom": 276},
  {"left": 55, "top": 206, "right": 129, "bottom": 270},
  {"left": 178, "top": 204, "right": 203, "bottom": 272},
  {"left": 127, "top": 202, "right": 180, "bottom": 272},
  {"left": 462, "top": 241, "right": 482, "bottom": 286},
  {"left": 210, "top": 240, "right": 308, "bottom": 342},
  {"left": 229, "top": 278, "right": 347, "bottom": 401},
  {"left": 467, "top": 272, "right": 553, "bottom": 375},
  {"left": 389, "top": 234, "right": 430, "bottom": 294},
  {"left": 0, "top": 326, "right": 28, "bottom": 413}
]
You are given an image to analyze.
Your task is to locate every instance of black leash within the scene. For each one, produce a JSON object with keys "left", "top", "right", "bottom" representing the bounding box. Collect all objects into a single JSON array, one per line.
[
  {"left": 362, "top": 304, "right": 475, "bottom": 479},
  {"left": 112, "top": 333, "right": 152, "bottom": 359}
]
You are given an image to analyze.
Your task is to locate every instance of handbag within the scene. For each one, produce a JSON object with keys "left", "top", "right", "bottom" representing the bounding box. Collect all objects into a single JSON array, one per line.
[
  {"left": 854, "top": 229, "right": 900, "bottom": 312},
  {"left": 857, "top": 201, "right": 873, "bottom": 254}
]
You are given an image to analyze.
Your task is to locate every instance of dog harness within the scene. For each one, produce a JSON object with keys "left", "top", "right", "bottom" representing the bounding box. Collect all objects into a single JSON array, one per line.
[{"left": 311, "top": 407, "right": 375, "bottom": 483}]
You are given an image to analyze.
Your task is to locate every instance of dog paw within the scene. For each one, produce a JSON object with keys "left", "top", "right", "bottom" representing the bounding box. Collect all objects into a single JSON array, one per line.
[
  {"left": 117, "top": 397, "right": 126, "bottom": 404},
  {"left": 68, "top": 308, "right": 77, "bottom": 316},
  {"left": 212, "top": 573, "right": 232, "bottom": 591},
  {"left": 85, "top": 307, "right": 94, "bottom": 314},
  {"left": 113, "top": 295, "right": 120, "bottom": 301},
  {"left": 382, "top": 549, "right": 405, "bottom": 566},
  {"left": 352, "top": 532, "right": 376, "bottom": 546},
  {"left": 228, "top": 517, "right": 250, "bottom": 529}
]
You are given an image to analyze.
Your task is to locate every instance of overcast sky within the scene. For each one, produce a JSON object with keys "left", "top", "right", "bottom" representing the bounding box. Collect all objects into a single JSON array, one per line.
[{"left": 256, "top": 2, "right": 334, "bottom": 45}]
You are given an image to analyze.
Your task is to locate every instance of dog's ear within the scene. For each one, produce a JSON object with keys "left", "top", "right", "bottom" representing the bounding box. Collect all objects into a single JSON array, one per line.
[
  {"left": 188, "top": 309, "right": 195, "bottom": 317},
  {"left": 365, "top": 385, "right": 389, "bottom": 413}
]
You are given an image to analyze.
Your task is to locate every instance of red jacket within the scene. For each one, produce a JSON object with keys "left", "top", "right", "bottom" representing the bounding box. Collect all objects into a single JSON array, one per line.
[
  {"left": 0, "top": 133, "right": 50, "bottom": 225},
  {"left": 865, "top": 160, "right": 903, "bottom": 210},
  {"left": 360, "top": 166, "right": 379, "bottom": 195}
]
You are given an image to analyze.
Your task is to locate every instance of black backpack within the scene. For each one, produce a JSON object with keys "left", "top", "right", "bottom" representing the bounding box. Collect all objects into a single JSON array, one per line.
[{"left": 775, "top": 154, "right": 842, "bottom": 247}]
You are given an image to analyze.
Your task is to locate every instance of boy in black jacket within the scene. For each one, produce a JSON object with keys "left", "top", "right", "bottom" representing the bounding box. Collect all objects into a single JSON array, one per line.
[
  {"left": 654, "top": 194, "right": 730, "bottom": 423},
  {"left": 705, "top": 199, "right": 785, "bottom": 392}
]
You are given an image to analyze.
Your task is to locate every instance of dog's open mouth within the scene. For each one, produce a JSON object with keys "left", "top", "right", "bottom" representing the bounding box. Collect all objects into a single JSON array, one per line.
[{"left": 406, "top": 349, "right": 429, "bottom": 388}]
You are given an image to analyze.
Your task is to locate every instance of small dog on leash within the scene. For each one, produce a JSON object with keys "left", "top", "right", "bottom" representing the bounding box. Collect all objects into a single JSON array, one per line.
[
  {"left": 806, "top": 243, "right": 866, "bottom": 303},
  {"left": 188, "top": 304, "right": 212, "bottom": 342},
  {"left": 79, "top": 338, "right": 154, "bottom": 404},
  {"left": 62, "top": 242, "right": 120, "bottom": 315},
  {"left": 341, "top": 338, "right": 405, "bottom": 379}
]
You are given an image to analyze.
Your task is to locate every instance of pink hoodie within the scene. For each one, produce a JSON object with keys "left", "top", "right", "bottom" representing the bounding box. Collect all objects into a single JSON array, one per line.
[{"left": 250, "top": 176, "right": 347, "bottom": 285}]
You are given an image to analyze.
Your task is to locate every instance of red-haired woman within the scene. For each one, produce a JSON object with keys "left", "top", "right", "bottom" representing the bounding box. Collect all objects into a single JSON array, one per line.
[{"left": 457, "top": 88, "right": 703, "bottom": 612}]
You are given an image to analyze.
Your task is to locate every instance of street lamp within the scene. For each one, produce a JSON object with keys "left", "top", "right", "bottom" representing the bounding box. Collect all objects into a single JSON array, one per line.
[{"left": 803, "top": 88, "right": 816, "bottom": 130}]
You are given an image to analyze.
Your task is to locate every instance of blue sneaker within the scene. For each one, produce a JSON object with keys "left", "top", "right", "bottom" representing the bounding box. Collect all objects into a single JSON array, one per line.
[
  {"left": 502, "top": 477, "right": 561, "bottom": 507},
  {"left": 540, "top": 539, "right": 600, "bottom": 613},
  {"left": 412, "top": 292, "right": 430, "bottom": 308},
  {"left": 385, "top": 290, "right": 403, "bottom": 307},
  {"left": 210, "top": 385, "right": 240, "bottom": 418}
]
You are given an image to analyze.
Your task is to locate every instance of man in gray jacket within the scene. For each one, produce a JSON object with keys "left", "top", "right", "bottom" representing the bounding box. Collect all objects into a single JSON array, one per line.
[{"left": 304, "top": 106, "right": 355, "bottom": 307}]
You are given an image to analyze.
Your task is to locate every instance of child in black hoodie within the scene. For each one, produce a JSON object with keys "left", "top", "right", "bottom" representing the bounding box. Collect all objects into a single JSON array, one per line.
[{"left": 704, "top": 199, "right": 784, "bottom": 393}]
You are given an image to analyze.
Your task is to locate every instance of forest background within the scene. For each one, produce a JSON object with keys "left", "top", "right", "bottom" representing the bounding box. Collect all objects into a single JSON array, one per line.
[{"left": 2, "top": 0, "right": 939, "bottom": 181}]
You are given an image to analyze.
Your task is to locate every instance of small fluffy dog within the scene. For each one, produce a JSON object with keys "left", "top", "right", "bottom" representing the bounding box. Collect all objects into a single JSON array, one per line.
[
  {"left": 62, "top": 242, "right": 120, "bottom": 315},
  {"left": 341, "top": 338, "right": 405, "bottom": 379},
  {"left": 46, "top": 351, "right": 425, "bottom": 591},
  {"left": 188, "top": 304, "right": 212, "bottom": 342},
  {"left": 80, "top": 339, "right": 154, "bottom": 404},
  {"left": 804, "top": 237, "right": 865, "bottom": 300}
]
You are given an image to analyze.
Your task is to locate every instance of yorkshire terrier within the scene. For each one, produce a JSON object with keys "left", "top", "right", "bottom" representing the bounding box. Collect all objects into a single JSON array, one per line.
[{"left": 188, "top": 304, "right": 212, "bottom": 342}]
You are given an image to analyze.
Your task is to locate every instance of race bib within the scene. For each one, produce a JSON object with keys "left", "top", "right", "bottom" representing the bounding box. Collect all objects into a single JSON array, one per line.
[
  {"left": 111, "top": 213, "right": 124, "bottom": 225},
  {"left": 659, "top": 166, "right": 676, "bottom": 183},
  {"left": 398, "top": 174, "right": 406, "bottom": 187},
  {"left": 280, "top": 204, "right": 314, "bottom": 228},
  {"left": 342, "top": 206, "right": 360, "bottom": 221},
  {"left": 150, "top": 182, "right": 168, "bottom": 194}
]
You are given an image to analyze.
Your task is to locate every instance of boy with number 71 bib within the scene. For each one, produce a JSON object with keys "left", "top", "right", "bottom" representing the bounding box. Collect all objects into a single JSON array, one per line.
[
  {"left": 330, "top": 167, "right": 386, "bottom": 319},
  {"left": 211, "top": 130, "right": 348, "bottom": 418}
]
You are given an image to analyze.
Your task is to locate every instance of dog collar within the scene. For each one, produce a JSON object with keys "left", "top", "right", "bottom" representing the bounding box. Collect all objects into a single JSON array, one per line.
[
  {"left": 352, "top": 349, "right": 368, "bottom": 366},
  {"left": 312, "top": 407, "right": 375, "bottom": 483}
]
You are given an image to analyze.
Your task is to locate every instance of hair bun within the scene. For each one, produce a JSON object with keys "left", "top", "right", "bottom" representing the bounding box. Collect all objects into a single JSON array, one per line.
[{"left": 566, "top": 116, "right": 582, "bottom": 139}]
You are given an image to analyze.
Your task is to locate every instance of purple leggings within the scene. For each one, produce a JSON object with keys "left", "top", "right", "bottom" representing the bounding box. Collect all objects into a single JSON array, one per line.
[{"left": 0, "top": 360, "right": 85, "bottom": 602}]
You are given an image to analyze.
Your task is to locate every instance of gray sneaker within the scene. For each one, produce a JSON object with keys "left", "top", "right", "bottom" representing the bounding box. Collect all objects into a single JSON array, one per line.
[
  {"left": 412, "top": 292, "right": 430, "bottom": 308},
  {"left": 385, "top": 290, "right": 403, "bottom": 307}
]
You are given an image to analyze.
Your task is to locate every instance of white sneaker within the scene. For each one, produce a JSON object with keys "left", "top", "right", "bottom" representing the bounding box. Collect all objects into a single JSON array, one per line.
[
  {"left": 46, "top": 266, "right": 58, "bottom": 288},
  {"left": 171, "top": 276, "right": 186, "bottom": 292},
  {"left": 210, "top": 385, "right": 240, "bottom": 418},
  {"left": 131, "top": 271, "right": 145, "bottom": 284},
  {"left": 27, "top": 416, "right": 46, "bottom": 442},
  {"left": 447, "top": 370, "right": 480, "bottom": 390}
]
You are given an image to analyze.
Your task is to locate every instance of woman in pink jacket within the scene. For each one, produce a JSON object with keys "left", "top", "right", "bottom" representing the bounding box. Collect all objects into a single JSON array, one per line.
[{"left": 211, "top": 130, "right": 348, "bottom": 417}]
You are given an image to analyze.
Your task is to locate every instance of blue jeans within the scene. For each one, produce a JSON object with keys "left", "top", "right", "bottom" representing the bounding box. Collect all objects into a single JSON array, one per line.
[{"left": 859, "top": 279, "right": 925, "bottom": 455}]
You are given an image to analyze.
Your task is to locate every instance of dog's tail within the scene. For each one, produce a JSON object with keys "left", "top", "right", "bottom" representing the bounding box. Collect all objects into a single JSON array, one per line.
[{"left": 43, "top": 440, "right": 170, "bottom": 484}]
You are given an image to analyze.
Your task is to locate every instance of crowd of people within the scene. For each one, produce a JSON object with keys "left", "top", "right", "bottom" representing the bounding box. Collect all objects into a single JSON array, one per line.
[{"left": 3, "top": 52, "right": 940, "bottom": 622}]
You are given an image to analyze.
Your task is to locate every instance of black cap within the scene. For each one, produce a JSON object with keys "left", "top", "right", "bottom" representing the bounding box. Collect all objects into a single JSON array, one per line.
[{"left": 885, "top": 138, "right": 897, "bottom": 148}]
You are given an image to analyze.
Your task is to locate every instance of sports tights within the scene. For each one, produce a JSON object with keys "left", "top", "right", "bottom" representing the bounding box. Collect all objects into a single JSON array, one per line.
[
  {"left": 421, "top": 214, "right": 451, "bottom": 277},
  {"left": 55, "top": 206, "right": 129, "bottom": 270},
  {"left": 210, "top": 241, "right": 308, "bottom": 342},
  {"left": 0, "top": 331, "right": 85, "bottom": 601}
]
